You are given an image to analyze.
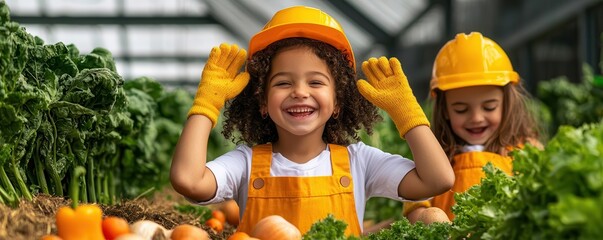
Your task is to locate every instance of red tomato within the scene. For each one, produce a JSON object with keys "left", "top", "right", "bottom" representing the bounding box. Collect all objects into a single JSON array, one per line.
[{"left": 102, "top": 216, "right": 131, "bottom": 240}]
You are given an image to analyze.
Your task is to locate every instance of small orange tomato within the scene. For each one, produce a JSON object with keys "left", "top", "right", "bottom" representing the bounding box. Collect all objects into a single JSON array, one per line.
[
  {"left": 212, "top": 209, "right": 226, "bottom": 224},
  {"left": 171, "top": 224, "right": 209, "bottom": 240},
  {"left": 102, "top": 216, "right": 131, "bottom": 240},
  {"left": 205, "top": 217, "right": 224, "bottom": 233},
  {"left": 228, "top": 232, "right": 251, "bottom": 240},
  {"left": 40, "top": 235, "right": 62, "bottom": 240}
]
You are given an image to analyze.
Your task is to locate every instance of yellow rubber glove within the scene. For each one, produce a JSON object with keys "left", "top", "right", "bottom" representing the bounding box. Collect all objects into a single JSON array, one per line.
[
  {"left": 188, "top": 43, "right": 250, "bottom": 127},
  {"left": 357, "top": 57, "right": 429, "bottom": 138}
]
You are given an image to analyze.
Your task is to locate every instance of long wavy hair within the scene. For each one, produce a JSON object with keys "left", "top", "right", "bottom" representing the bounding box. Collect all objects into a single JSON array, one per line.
[
  {"left": 431, "top": 83, "right": 541, "bottom": 159},
  {"left": 222, "top": 37, "right": 381, "bottom": 146}
]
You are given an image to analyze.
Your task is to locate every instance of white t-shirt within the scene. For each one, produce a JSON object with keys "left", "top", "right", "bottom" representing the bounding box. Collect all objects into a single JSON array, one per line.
[
  {"left": 197, "top": 142, "right": 417, "bottom": 228},
  {"left": 462, "top": 144, "right": 485, "bottom": 152}
]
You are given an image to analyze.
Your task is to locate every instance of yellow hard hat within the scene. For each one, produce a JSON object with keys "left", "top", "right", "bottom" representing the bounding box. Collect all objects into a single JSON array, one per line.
[
  {"left": 430, "top": 32, "right": 519, "bottom": 94},
  {"left": 248, "top": 5, "right": 355, "bottom": 69}
]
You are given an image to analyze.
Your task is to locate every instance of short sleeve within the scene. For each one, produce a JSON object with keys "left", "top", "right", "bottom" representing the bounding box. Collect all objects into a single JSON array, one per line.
[
  {"left": 350, "top": 142, "right": 425, "bottom": 201},
  {"left": 190, "top": 145, "right": 251, "bottom": 205}
]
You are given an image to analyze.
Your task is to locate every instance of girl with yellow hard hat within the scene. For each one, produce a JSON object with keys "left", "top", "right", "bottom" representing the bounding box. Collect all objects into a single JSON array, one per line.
[
  {"left": 170, "top": 5, "right": 455, "bottom": 237},
  {"left": 403, "top": 32, "right": 542, "bottom": 223}
]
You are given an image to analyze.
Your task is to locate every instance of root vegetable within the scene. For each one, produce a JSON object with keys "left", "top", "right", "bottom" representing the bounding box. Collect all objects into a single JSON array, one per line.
[
  {"left": 130, "top": 220, "right": 168, "bottom": 239},
  {"left": 417, "top": 207, "right": 451, "bottom": 224},
  {"left": 170, "top": 224, "right": 209, "bottom": 240},
  {"left": 250, "top": 215, "right": 301, "bottom": 240}
]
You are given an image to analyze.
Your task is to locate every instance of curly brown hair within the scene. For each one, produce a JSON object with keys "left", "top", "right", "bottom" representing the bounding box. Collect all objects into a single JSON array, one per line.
[
  {"left": 222, "top": 37, "right": 381, "bottom": 146},
  {"left": 431, "top": 83, "right": 541, "bottom": 159}
]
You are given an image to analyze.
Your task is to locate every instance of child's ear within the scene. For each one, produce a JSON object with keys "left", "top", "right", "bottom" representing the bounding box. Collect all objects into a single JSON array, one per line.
[
  {"left": 333, "top": 107, "right": 340, "bottom": 119},
  {"left": 260, "top": 105, "right": 268, "bottom": 119}
]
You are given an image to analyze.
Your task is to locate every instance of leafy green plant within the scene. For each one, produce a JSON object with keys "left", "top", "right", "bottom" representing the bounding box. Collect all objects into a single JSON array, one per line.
[
  {"left": 537, "top": 63, "right": 603, "bottom": 135},
  {"left": 362, "top": 120, "right": 603, "bottom": 239},
  {"left": 303, "top": 214, "right": 360, "bottom": 240},
  {"left": 366, "top": 218, "right": 451, "bottom": 240},
  {"left": 451, "top": 120, "right": 603, "bottom": 239},
  {"left": 0, "top": 1, "right": 195, "bottom": 205}
]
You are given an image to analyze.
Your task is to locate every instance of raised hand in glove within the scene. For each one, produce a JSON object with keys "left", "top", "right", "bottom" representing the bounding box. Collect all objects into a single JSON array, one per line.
[
  {"left": 188, "top": 43, "right": 250, "bottom": 127},
  {"left": 357, "top": 57, "right": 429, "bottom": 138}
]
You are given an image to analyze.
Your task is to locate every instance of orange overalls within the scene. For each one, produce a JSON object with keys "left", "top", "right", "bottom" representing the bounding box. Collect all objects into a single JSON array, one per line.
[
  {"left": 403, "top": 151, "right": 513, "bottom": 220},
  {"left": 237, "top": 144, "right": 362, "bottom": 236}
]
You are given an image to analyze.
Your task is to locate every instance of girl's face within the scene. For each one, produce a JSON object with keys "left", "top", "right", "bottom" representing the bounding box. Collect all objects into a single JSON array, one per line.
[
  {"left": 263, "top": 47, "right": 337, "bottom": 138},
  {"left": 444, "top": 85, "right": 503, "bottom": 145}
]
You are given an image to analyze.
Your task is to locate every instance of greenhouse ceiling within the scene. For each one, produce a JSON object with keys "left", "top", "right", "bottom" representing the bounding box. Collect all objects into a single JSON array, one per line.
[{"left": 6, "top": 0, "right": 440, "bottom": 89}]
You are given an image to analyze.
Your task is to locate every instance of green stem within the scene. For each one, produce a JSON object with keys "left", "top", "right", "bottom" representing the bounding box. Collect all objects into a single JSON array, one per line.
[
  {"left": 133, "top": 187, "right": 155, "bottom": 201},
  {"left": 43, "top": 113, "right": 63, "bottom": 196},
  {"left": 96, "top": 170, "right": 103, "bottom": 203},
  {"left": 45, "top": 160, "right": 63, "bottom": 196},
  {"left": 109, "top": 150, "right": 121, "bottom": 204},
  {"left": 0, "top": 186, "right": 17, "bottom": 208},
  {"left": 108, "top": 171, "right": 114, "bottom": 205},
  {"left": 9, "top": 134, "right": 32, "bottom": 201},
  {"left": 86, "top": 155, "right": 96, "bottom": 203},
  {"left": 95, "top": 153, "right": 106, "bottom": 204},
  {"left": 0, "top": 164, "right": 17, "bottom": 199},
  {"left": 33, "top": 139, "right": 49, "bottom": 194},
  {"left": 0, "top": 186, "right": 14, "bottom": 207},
  {"left": 80, "top": 174, "right": 88, "bottom": 203},
  {"left": 70, "top": 166, "right": 86, "bottom": 209},
  {"left": 102, "top": 175, "right": 109, "bottom": 204}
]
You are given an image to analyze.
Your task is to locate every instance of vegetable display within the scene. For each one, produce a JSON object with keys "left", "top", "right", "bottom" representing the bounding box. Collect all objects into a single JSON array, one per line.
[{"left": 0, "top": 1, "right": 231, "bottom": 207}]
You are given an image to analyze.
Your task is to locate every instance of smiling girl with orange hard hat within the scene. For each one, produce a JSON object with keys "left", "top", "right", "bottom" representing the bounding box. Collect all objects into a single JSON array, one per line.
[
  {"left": 403, "top": 32, "right": 543, "bottom": 224},
  {"left": 170, "top": 5, "right": 454, "bottom": 236}
]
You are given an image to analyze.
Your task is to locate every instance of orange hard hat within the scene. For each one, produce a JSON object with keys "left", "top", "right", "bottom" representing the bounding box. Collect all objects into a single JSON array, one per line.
[
  {"left": 248, "top": 5, "right": 355, "bottom": 69},
  {"left": 430, "top": 32, "right": 519, "bottom": 95}
]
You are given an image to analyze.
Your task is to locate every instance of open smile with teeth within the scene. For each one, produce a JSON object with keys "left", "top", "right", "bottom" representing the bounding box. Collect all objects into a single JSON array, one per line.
[
  {"left": 466, "top": 127, "right": 487, "bottom": 134},
  {"left": 286, "top": 107, "right": 315, "bottom": 117}
]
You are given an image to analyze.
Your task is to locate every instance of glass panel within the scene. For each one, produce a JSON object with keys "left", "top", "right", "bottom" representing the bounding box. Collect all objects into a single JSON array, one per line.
[
  {"left": 5, "top": 0, "right": 40, "bottom": 14},
  {"left": 124, "top": 0, "right": 207, "bottom": 16}
]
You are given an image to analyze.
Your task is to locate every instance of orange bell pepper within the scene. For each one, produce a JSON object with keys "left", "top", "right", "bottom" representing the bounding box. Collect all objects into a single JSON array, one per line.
[
  {"left": 56, "top": 204, "right": 104, "bottom": 240},
  {"left": 55, "top": 166, "right": 104, "bottom": 240}
]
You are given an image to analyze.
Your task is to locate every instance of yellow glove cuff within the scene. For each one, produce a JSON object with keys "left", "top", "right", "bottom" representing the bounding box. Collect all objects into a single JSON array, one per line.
[
  {"left": 188, "top": 98, "right": 222, "bottom": 127},
  {"left": 386, "top": 96, "right": 430, "bottom": 139},
  {"left": 402, "top": 201, "right": 432, "bottom": 216}
]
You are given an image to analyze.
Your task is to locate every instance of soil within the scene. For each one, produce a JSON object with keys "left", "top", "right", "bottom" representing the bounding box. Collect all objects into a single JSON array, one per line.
[{"left": 0, "top": 187, "right": 236, "bottom": 240}]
